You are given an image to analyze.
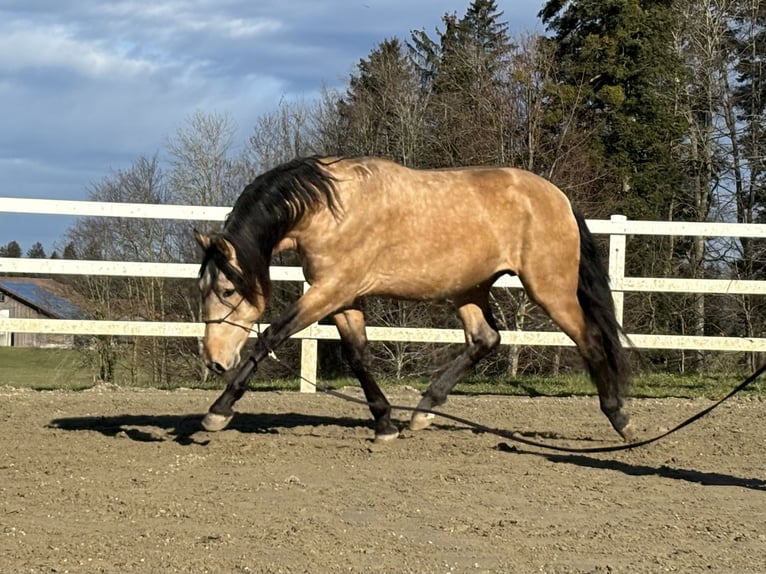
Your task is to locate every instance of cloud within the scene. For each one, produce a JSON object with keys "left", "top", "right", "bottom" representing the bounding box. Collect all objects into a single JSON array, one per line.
[
  {"left": 95, "top": 1, "right": 285, "bottom": 39},
  {"left": 0, "top": 21, "right": 155, "bottom": 78},
  {"left": 0, "top": 0, "right": 542, "bottom": 250}
]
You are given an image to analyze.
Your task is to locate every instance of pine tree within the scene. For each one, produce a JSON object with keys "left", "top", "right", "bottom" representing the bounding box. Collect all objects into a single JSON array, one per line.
[
  {"left": 26, "top": 241, "right": 46, "bottom": 259},
  {"left": 62, "top": 242, "right": 77, "bottom": 260},
  {"left": 0, "top": 241, "right": 22, "bottom": 258},
  {"left": 340, "top": 37, "right": 424, "bottom": 164},
  {"left": 409, "top": 0, "right": 514, "bottom": 166},
  {"left": 541, "top": 0, "right": 686, "bottom": 220}
]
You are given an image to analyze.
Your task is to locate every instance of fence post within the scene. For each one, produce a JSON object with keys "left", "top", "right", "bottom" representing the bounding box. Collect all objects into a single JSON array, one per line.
[
  {"left": 608, "top": 214, "right": 627, "bottom": 325},
  {"left": 0, "top": 309, "right": 9, "bottom": 346},
  {"left": 299, "top": 281, "right": 318, "bottom": 392}
]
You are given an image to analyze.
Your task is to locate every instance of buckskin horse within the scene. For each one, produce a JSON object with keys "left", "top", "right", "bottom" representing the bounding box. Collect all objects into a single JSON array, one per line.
[{"left": 195, "top": 156, "right": 634, "bottom": 443}]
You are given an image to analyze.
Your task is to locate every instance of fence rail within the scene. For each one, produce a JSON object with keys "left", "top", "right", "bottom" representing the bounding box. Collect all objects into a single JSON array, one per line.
[{"left": 2, "top": 197, "right": 766, "bottom": 390}]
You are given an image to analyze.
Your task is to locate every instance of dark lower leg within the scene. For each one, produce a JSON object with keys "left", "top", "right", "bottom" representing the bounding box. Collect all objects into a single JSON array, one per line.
[
  {"left": 205, "top": 286, "right": 347, "bottom": 430},
  {"left": 333, "top": 309, "right": 399, "bottom": 440},
  {"left": 584, "top": 347, "right": 634, "bottom": 441},
  {"left": 422, "top": 314, "right": 499, "bottom": 407},
  {"left": 521, "top": 270, "right": 633, "bottom": 441},
  {"left": 409, "top": 352, "right": 479, "bottom": 431},
  {"left": 420, "top": 353, "right": 475, "bottom": 408},
  {"left": 208, "top": 355, "right": 256, "bottom": 417},
  {"left": 413, "top": 300, "right": 499, "bottom": 428},
  {"left": 340, "top": 336, "right": 398, "bottom": 439},
  {"left": 208, "top": 329, "right": 278, "bottom": 417},
  {"left": 356, "top": 371, "right": 398, "bottom": 438},
  {"left": 598, "top": 391, "right": 632, "bottom": 440}
]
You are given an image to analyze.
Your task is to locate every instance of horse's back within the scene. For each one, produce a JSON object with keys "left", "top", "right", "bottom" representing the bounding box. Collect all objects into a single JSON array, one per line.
[
  {"left": 331, "top": 157, "right": 579, "bottom": 253},
  {"left": 333, "top": 158, "right": 572, "bottom": 218},
  {"left": 303, "top": 157, "right": 580, "bottom": 299}
]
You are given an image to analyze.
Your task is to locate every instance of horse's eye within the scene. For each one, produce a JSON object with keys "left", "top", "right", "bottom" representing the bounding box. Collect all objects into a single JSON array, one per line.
[{"left": 221, "top": 289, "right": 236, "bottom": 299}]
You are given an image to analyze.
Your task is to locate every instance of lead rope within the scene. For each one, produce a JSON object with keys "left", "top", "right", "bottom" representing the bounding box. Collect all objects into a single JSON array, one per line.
[{"left": 254, "top": 345, "right": 766, "bottom": 454}]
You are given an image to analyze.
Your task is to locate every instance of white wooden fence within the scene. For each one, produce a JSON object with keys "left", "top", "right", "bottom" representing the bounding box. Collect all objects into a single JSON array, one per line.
[{"left": 2, "top": 197, "right": 766, "bottom": 390}]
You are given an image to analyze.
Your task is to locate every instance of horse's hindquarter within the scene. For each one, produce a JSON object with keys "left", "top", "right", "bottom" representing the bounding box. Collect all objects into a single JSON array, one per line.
[{"left": 299, "top": 160, "right": 578, "bottom": 301}]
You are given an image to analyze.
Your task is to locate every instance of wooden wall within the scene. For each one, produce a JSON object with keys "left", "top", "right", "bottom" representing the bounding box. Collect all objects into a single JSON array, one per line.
[{"left": 0, "top": 293, "right": 75, "bottom": 348}]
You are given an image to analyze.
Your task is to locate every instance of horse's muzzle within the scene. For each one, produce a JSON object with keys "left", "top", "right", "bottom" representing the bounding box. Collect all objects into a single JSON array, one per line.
[{"left": 207, "top": 361, "right": 227, "bottom": 375}]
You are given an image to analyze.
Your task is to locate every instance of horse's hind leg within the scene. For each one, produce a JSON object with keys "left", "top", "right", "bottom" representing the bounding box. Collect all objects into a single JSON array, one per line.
[
  {"left": 410, "top": 287, "right": 500, "bottom": 431},
  {"left": 521, "top": 275, "right": 634, "bottom": 442},
  {"left": 334, "top": 309, "right": 400, "bottom": 442}
]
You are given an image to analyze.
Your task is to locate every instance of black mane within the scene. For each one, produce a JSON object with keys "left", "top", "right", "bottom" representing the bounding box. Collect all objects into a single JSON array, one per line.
[{"left": 203, "top": 156, "right": 340, "bottom": 303}]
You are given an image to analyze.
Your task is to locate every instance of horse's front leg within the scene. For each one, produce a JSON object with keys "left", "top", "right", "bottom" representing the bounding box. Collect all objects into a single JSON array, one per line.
[
  {"left": 201, "top": 332, "right": 275, "bottom": 431},
  {"left": 334, "top": 309, "right": 399, "bottom": 442},
  {"left": 410, "top": 296, "right": 500, "bottom": 431},
  {"left": 202, "top": 286, "right": 345, "bottom": 432}
]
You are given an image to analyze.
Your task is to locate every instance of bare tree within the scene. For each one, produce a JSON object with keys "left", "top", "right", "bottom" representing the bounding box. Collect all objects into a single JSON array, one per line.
[
  {"left": 167, "top": 110, "right": 245, "bottom": 207},
  {"left": 244, "top": 98, "right": 318, "bottom": 174},
  {"left": 339, "top": 38, "right": 428, "bottom": 165},
  {"left": 65, "top": 156, "right": 195, "bottom": 386}
]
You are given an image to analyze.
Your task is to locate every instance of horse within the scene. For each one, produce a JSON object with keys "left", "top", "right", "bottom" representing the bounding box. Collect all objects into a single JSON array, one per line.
[{"left": 194, "top": 155, "right": 634, "bottom": 443}]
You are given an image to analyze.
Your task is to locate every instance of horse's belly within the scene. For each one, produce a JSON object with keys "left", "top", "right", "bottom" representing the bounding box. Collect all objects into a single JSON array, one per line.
[{"left": 366, "top": 259, "right": 502, "bottom": 300}]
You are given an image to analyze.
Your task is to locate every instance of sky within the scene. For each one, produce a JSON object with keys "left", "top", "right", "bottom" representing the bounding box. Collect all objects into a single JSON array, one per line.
[{"left": 0, "top": 0, "right": 545, "bottom": 255}]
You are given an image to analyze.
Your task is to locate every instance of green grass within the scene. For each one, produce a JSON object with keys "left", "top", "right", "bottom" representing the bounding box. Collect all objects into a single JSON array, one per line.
[
  {"left": 0, "top": 347, "right": 95, "bottom": 390},
  {"left": 247, "top": 372, "right": 763, "bottom": 401},
  {"left": 460, "top": 372, "right": 762, "bottom": 400},
  {"left": 0, "top": 347, "right": 763, "bottom": 399}
]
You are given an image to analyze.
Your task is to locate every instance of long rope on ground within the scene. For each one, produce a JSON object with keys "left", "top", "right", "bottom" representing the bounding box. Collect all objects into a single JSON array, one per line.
[{"left": 261, "top": 350, "right": 766, "bottom": 454}]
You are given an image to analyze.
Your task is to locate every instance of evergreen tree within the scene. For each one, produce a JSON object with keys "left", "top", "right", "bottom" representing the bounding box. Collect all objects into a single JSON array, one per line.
[
  {"left": 0, "top": 240, "right": 22, "bottom": 258},
  {"left": 26, "top": 241, "right": 46, "bottom": 259},
  {"left": 340, "top": 38, "right": 425, "bottom": 164},
  {"left": 541, "top": 0, "right": 686, "bottom": 219},
  {"left": 541, "top": 0, "right": 695, "bottom": 372},
  {"left": 62, "top": 242, "right": 77, "bottom": 260},
  {"left": 409, "top": 0, "right": 514, "bottom": 166}
]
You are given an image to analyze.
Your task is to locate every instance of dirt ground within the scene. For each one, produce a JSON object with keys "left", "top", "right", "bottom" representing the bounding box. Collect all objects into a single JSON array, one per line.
[{"left": 1, "top": 385, "right": 764, "bottom": 574}]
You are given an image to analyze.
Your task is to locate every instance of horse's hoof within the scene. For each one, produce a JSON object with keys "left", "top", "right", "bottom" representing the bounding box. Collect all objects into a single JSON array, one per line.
[
  {"left": 201, "top": 412, "right": 233, "bottom": 432},
  {"left": 618, "top": 421, "right": 637, "bottom": 443},
  {"left": 410, "top": 395, "right": 439, "bottom": 430},
  {"left": 409, "top": 412, "right": 435, "bottom": 431},
  {"left": 374, "top": 429, "right": 400, "bottom": 443}
]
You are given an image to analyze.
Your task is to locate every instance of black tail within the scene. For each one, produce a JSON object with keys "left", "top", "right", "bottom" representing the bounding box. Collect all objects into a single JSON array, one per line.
[{"left": 573, "top": 210, "right": 631, "bottom": 402}]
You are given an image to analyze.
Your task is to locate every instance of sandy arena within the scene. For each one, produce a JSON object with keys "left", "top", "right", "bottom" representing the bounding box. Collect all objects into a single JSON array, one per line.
[{"left": 1, "top": 386, "right": 764, "bottom": 573}]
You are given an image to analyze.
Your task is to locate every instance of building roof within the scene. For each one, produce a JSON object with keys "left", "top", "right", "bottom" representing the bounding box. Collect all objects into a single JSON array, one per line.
[{"left": 0, "top": 280, "right": 87, "bottom": 320}]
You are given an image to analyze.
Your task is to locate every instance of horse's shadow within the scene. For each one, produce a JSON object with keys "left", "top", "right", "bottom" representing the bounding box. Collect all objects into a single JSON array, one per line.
[
  {"left": 48, "top": 413, "right": 765, "bottom": 491},
  {"left": 48, "top": 412, "right": 374, "bottom": 446},
  {"left": 47, "top": 411, "right": 557, "bottom": 446},
  {"left": 497, "top": 443, "right": 766, "bottom": 491}
]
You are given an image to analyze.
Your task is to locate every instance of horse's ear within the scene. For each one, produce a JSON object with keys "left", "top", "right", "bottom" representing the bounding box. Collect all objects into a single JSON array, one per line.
[
  {"left": 193, "top": 228, "right": 211, "bottom": 250},
  {"left": 210, "top": 233, "right": 235, "bottom": 261}
]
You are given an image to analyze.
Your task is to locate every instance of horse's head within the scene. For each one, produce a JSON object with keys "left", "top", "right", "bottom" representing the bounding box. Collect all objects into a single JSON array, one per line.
[{"left": 194, "top": 229, "right": 268, "bottom": 374}]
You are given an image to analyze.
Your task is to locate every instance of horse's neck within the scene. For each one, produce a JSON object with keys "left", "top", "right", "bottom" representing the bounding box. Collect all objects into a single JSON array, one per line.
[{"left": 271, "top": 237, "right": 298, "bottom": 256}]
